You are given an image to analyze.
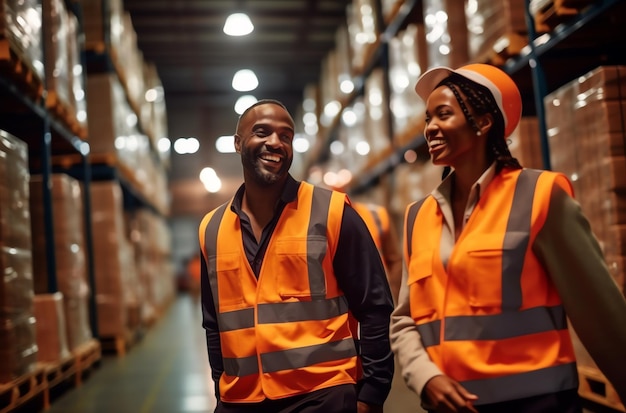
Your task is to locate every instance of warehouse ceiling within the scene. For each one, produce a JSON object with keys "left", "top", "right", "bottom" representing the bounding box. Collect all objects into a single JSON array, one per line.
[
  {"left": 121, "top": 0, "right": 352, "bottom": 216},
  {"left": 124, "top": 0, "right": 350, "bottom": 108}
]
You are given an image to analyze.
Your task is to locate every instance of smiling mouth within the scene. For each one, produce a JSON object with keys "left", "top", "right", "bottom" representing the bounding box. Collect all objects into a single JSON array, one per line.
[
  {"left": 259, "top": 154, "right": 281, "bottom": 163},
  {"left": 428, "top": 139, "right": 446, "bottom": 149}
]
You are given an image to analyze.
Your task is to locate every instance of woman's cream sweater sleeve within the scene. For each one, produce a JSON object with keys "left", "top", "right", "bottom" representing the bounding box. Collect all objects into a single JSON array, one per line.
[{"left": 390, "top": 266, "right": 443, "bottom": 398}]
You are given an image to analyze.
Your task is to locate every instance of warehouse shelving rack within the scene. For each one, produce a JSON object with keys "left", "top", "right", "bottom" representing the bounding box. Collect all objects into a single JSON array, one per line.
[
  {"left": 309, "top": 0, "right": 626, "bottom": 194},
  {"left": 0, "top": 5, "right": 99, "bottom": 338}
]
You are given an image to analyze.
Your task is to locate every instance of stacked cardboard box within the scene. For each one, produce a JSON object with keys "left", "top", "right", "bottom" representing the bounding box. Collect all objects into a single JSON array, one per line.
[
  {"left": 90, "top": 181, "right": 139, "bottom": 338},
  {"left": 75, "top": 0, "right": 124, "bottom": 52},
  {"left": 346, "top": 0, "right": 380, "bottom": 74},
  {"left": 0, "top": 0, "right": 44, "bottom": 82},
  {"left": 387, "top": 23, "right": 429, "bottom": 141},
  {"left": 508, "top": 117, "right": 545, "bottom": 170},
  {"left": 546, "top": 66, "right": 626, "bottom": 374},
  {"left": 423, "top": 0, "right": 469, "bottom": 69},
  {"left": 465, "top": 0, "right": 528, "bottom": 64},
  {"left": 0, "top": 130, "right": 37, "bottom": 383},
  {"left": 30, "top": 173, "right": 92, "bottom": 351},
  {"left": 42, "top": 0, "right": 71, "bottom": 113},
  {"left": 125, "top": 210, "right": 175, "bottom": 325},
  {"left": 546, "top": 66, "right": 626, "bottom": 293},
  {"left": 33, "top": 293, "right": 70, "bottom": 363}
]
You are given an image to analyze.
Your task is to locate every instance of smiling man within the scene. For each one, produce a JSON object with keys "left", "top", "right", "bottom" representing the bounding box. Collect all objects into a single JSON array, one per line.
[{"left": 197, "top": 99, "right": 394, "bottom": 413}]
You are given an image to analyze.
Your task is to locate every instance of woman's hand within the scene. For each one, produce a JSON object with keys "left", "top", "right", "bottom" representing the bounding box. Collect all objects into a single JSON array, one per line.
[
  {"left": 357, "top": 401, "right": 383, "bottom": 413},
  {"left": 423, "top": 375, "right": 479, "bottom": 413}
]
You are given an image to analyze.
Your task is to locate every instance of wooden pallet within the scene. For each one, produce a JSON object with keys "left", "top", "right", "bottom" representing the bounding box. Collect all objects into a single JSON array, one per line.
[
  {"left": 578, "top": 365, "right": 625, "bottom": 412},
  {"left": 51, "top": 151, "right": 119, "bottom": 170},
  {"left": 0, "top": 366, "right": 46, "bottom": 413},
  {"left": 0, "top": 37, "right": 44, "bottom": 102},
  {"left": 72, "top": 339, "right": 101, "bottom": 386},
  {"left": 483, "top": 32, "right": 529, "bottom": 66},
  {"left": 99, "top": 327, "right": 140, "bottom": 357},
  {"left": 531, "top": 0, "right": 584, "bottom": 30},
  {"left": 45, "top": 90, "right": 88, "bottom": 140},
  {"left": 39, "top": 355, "right": 77, "bottom": 410}
]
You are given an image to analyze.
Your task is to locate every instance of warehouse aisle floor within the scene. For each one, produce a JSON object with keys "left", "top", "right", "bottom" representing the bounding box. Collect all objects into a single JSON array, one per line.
[
  {"left": 37, "top": 293, "right": 620, "bottom": 413},
  {"left": 44, "top": 294, "right": 216, "bottom": 413},
  {"left": 37, "top": 293, "right": 424, "bottom": 413}
]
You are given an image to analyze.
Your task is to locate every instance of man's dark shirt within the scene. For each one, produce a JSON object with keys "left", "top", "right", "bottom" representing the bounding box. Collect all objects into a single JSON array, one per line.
[{"left": 200, "top": 175, "right": 394, "bottom": 406}]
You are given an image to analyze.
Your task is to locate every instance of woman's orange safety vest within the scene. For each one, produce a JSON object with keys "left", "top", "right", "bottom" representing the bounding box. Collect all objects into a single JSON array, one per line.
[
  {"left": 199, "top": 182, "right": 358, "bottom": 403},
  {"left": 404, "top": 169, "right": 578, "bottom": 405}
]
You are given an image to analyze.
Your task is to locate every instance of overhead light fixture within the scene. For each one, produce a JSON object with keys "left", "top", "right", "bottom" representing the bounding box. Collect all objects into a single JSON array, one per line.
[
  {"left": 223, "top": 13, "right": 254, "bottom": 36},
  {"left": 215, "top": 135, "right": 236, "bottom": 153},
  {"left": 232, "top": 69, "right": 258, "bottom": 92},
  {"left": 234, "top": 95, "right": 257, "bottom": 114}
]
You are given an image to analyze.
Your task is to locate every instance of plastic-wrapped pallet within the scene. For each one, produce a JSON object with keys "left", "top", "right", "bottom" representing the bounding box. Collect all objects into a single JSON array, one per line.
[
  {"left": 545, "top": 66, "right": 626, "bottom": 293},
  {"left": 423, "top": 0, "right": 469, "bottom": 69},
  {"left": 0, "top": 129, "right": 37, "bottom": 383},
  {"left": 30, "top": 173, "right": 93, "bottom": 351}
]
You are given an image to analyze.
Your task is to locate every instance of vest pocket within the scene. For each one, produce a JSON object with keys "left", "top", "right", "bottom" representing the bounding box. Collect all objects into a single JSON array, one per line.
[
  {"left": 214, "top": 252, "right": 246, "bottom": 310},
  {"left": 274, "top": 236, "right": 327, "bottom": 298},
  {"left": 408, "top": 251, "right": 436, "bottom": 319},
  {"left": 463, "top": 232, "right": 528, "bottom": 308}
]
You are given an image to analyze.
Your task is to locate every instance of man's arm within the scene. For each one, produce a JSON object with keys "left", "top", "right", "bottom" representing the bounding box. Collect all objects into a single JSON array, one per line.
[{"left": 334, "top": 205, "right": 395, "bottom": 406}]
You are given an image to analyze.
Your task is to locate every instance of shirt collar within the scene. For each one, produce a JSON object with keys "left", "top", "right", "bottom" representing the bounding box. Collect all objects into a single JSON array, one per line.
[
  {"left": 231, "top": 174, "right": 300, "bottom": 214},
  {"left": 434, "top": 162, "right": 498, "bottom": 208}
]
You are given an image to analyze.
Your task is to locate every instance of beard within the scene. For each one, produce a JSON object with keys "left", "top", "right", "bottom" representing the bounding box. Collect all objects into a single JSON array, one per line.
[{"left": 241, "top": 146, "right": 291, "bottom": 187}]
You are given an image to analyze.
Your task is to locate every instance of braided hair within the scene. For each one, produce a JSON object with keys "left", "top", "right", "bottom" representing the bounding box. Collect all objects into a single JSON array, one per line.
[{"left": 437, "top": 73, "right": 522, "bottom": 175}]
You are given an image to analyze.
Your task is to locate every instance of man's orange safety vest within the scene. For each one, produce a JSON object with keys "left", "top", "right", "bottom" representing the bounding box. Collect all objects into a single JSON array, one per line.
[
  {"left": 199, "top": 182, "right": 358, "bottom": 402},
  {"left": 404, "top": 168, "right": 578, "bottom": 405}
]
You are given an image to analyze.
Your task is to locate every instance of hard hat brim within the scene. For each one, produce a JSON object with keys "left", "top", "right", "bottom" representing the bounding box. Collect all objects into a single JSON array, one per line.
[{"left": 414, "top": 66, "right": 456, "bottom": 103}]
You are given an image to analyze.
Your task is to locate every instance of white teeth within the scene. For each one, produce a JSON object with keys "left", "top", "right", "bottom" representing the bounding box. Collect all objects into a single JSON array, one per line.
[
  {"left": 261, "top": 154, "right": 280, "bottom": 162},
  {"left": 429, "top": 140, "right": 445, "bottom": 147}
]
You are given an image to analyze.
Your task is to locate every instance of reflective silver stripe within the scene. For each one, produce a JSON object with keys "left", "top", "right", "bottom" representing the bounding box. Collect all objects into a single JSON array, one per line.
[
  {"left": 204, "top": 203, "right": 228, "bottom": 311},
  {"left": 412, "top": 172, "right": 568, "bottom": 345},
  {"left": 445, "top": 305, "right": 567, "bottom": 341},
  {"left": 261, "top": 338, "right": 357, "bottom": 373},
  {"left": 406, "top": 198, "right": 427, "bottom": 259},
  {"left": 416, "top": 305, "right": 566, "bottom": 345},
  {"left": 223, "top": 355, "right": 259, "bottom": 377},
  {"left": 502, "top": 169, "right": 540, "bottom": 310},
  {"left": 218, "top": 308, "right": 255, "bottom": 332},
  {"left": 461, "top": 362, "right": 578, "bottom": 405},
  {"left": 416, "top": 320, "right": 441, "bottom": 348},
  {"left": 308, "top": 187, "right": 332, "bottom": 300},
  {"left": 258, "top": 296, "right": 349, "bottom": 324}
]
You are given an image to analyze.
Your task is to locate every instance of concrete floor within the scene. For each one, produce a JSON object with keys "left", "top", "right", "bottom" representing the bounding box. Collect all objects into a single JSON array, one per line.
[{"left": 30, "top": 294, "right": 619, "bottom": 413}]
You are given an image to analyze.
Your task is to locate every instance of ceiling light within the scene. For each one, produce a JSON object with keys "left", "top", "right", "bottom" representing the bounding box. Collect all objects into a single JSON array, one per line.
[
  {"left": 174, "top": 137, "right": 200, "bottom": 154},
  {"left": 223, "top": 13, "right": 254, "bottom": 36},
  {"left": 232, "top": 69, "right": 258, "bottom": 92},
  {"left": 158, "top": 137, "right": 171, "bottom": 152},
  {"left": 215, "top": 135, "right": 236, "bottom": 153},
  {"left": 293, "top": 135, "right": 310, "bottom": 153},
  {"left": 200, "top": 167, "right": 222, "bottom": 193},
  {"left": 234, "top": 95, "right": 257, "bottom": 114}
]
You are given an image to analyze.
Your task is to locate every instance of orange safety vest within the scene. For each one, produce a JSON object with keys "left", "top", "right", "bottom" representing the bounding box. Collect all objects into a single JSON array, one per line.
[
  {"left": 352, "top": 202, "right": 389, "bottom": 253},
  {"left": 404, "top": 169, "right": 578, "bottom": 405},
  {"left": 199, "top": 182, "right": 358, "bottom": 403}
]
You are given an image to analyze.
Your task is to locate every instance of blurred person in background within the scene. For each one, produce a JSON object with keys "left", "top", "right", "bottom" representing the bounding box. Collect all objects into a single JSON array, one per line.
[
  {"left": 186, "top": 252, "right": 202, "bottom": 307},
  {"left": 390, "top": 63, "right": 626, "bottom": 413},
  {"left": 197, "top": 99, "right": 394, "bottom": 413},
  {"left": 331, "top": 187, "right": 403, "bottom": 304}
]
